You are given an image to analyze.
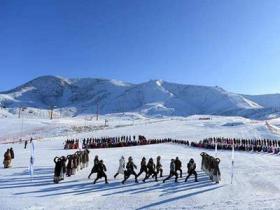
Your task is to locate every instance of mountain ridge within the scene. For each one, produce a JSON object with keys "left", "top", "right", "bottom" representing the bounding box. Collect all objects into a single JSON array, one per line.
[{"left": 0, "top": 75, "right": 279, "bottom": 119}]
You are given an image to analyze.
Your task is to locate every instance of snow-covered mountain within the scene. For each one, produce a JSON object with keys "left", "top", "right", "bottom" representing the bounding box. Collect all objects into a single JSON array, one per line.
[
  {"left": 0, "top": 75, "right": 279, "bottom": 119},
  {"left": 244, "top": 94, "right": 280, "bottom": 109}
]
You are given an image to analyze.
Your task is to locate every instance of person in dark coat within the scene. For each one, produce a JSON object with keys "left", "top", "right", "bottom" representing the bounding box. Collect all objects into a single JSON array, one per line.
[
  {"left": 53, "top": 157, "right": 61, "bottom": 184},
  {"left": 122, "top": 156, "right": 138, "bottom": 184},
  {"left": 185, "top": 158, "right": 198, "bottom": 182},
  {"left": 93, "top": 160, "right": 108, "bottom": 184},
  {"left": 24, "top": 140, "right": 28, "bottom": 149},
  {"left": 175, "top": 157, "right": 182, "bottom": 178},
  {"left": 60, "top": 156, "right": 67, "bottom": 180},
  {"left": 3, "top": 149, "right": 12, "bottom": 168},
  {"left": 163, "top": 159, "right": 178, "bottom": 183},
  {"left": 53, "top": 157, "right": 62, "bottom": 183},
  {"left": 66, "top": 155, "right": 73, "bottom": 177},
  {"left": 143, "top": 158, "right": 158, "bottom": 182},
  {"left": 137, "top": 157, "right": 147, "bottom": 177},
  {"left": 88, "top": 155, "right": 99, "bottom": 179},
  {"left": 10, "top": 148, "right": 14, "bottom": 159}
]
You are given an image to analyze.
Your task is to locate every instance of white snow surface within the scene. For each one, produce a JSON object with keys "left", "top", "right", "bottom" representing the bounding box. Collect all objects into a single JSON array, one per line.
[
  {"left": 1, "top": 114, "right": 280, "bottom": 143},
  {"left": 1, "top": 114, "right": 280, "bottom": 209}
]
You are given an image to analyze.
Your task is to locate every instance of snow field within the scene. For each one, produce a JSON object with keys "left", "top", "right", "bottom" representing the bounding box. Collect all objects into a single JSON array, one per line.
[
  {"left": 1, "top": 114, "right": 280, "bottom": 209},
  {"left": 1, "top": 139, "right": 280, "bottom": 210}
]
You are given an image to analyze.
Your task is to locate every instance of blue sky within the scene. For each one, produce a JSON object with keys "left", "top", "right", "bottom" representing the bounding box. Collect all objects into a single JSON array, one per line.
[{"left": 0, "top": 0, "right": 280, "bottom": 94}]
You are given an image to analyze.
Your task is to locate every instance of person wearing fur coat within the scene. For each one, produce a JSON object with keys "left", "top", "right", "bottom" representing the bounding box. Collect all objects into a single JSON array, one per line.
[{"left": 114, "top": 156, "right": 125, "bottom": 178}]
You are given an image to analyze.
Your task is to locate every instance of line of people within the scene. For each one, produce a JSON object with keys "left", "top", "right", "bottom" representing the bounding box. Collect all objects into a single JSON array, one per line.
[
  {"left": 87, "top": 155, "right": 200, "bottom": 184},
  {"left": 53, "top": 149, "right": 90, "bottom": 183},
  {"left": 64, "top": 136, "right": 177, "bottom": 149},
  {"left": 191, "top": 137, "right": 280, "bottom": 154},
  {"left": 64, "top": 135, "right": 192, "bottom": 150}
]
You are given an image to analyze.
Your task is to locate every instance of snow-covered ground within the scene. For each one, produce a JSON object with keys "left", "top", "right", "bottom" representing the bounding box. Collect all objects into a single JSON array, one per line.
[
  {"left": 1, "top": 113, "right": 280, "bottom": 144},
  {"left": 1, "top": 141, "right": 280, "bottom": 210},
  {"left": 1, "top": 114, "right": 280, "bottom": 209}
]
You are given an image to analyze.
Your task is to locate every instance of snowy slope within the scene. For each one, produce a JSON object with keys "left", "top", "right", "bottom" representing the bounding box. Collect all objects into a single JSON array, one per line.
[
  {"left": 1, "top": 75, "right": 278, "bottom": 119},
  {"left": 0, "top": 76, "right": 73, "bottom": 108},
  {"left": 160, "top": 81, "right": 261, "bottom": 115},
  {"left": 245, "top": 94, "right": 280, "bottom": 108}
]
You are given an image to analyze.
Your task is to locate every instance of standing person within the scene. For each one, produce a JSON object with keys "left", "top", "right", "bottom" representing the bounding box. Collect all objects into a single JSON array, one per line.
[
  {"left": 53, "top": 157, "right": 62, "bottom": 183},
  {"left": 114, "top": 156, "right": 125, "bottom": 179},
  {"left": 88, "top": 155, "right": 99, "bottom": 179},
  {"left": 3, "top": 149, "right": 12, "bottom": 168},
  {"left": 185, "top": 158, "right": 198, "bottom": 182},
  {"left": 24, "top": 140, "right": 28, "bottom": 149},
  {"left": 156, "top": 156, "right": 163, "bottom": 177},
  {"left": 122, "top": 156, "right": 138, "bottom": 184},
  {"left": 66, "top": 155, "right": 73, "bottom": 177},
  {"left": 143, "top": 158, "right": 158, "bottom": 182},
  {"left": 80, "top": 151, "right": 86, "bottom": 170},
  {"left": 72, "top": 154, "right": 78, "bottom": 175},
  {"left": 60, "top": 156, "right": 67, "bottom": 180},
  {"left": 163, "top": 159, "right": 178, "bottom": 183},
  {"left": 75, "top": 151, "right": 81, "bottom": 171},
  {"left": 10, "top": 148, "right": 14, "bottom": 159},
  {"left": 175, "top": 157, "right": 183, "bottom": 178},
  {"left": 85, "top": 149, "right": 90, "bottom": 168},
  {"left": 137, "top": 157, "right": 147, "bottom": 177},
  {"left": 93, "top": 160, "right": 108, "bottom": 184}
]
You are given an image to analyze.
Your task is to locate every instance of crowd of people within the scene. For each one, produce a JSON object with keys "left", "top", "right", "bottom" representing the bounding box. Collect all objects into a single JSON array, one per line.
[
  {"left": 63, "top": 135, "right": 280, "bottom": 156},
  {"left": 3, "top": 148, "right": 14, "bottom": 168},
  {"left": 191, "top": 137, "right": 280, "bottom": 154},
  {"left": 200, "top": 152, "right": 221, "bottom": 183},
  {"left": 53, "top": 149, "right": 90, "bottom": 183},
  {"left": 64, "top": 139, "right": 80, "bottom": 150}
]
